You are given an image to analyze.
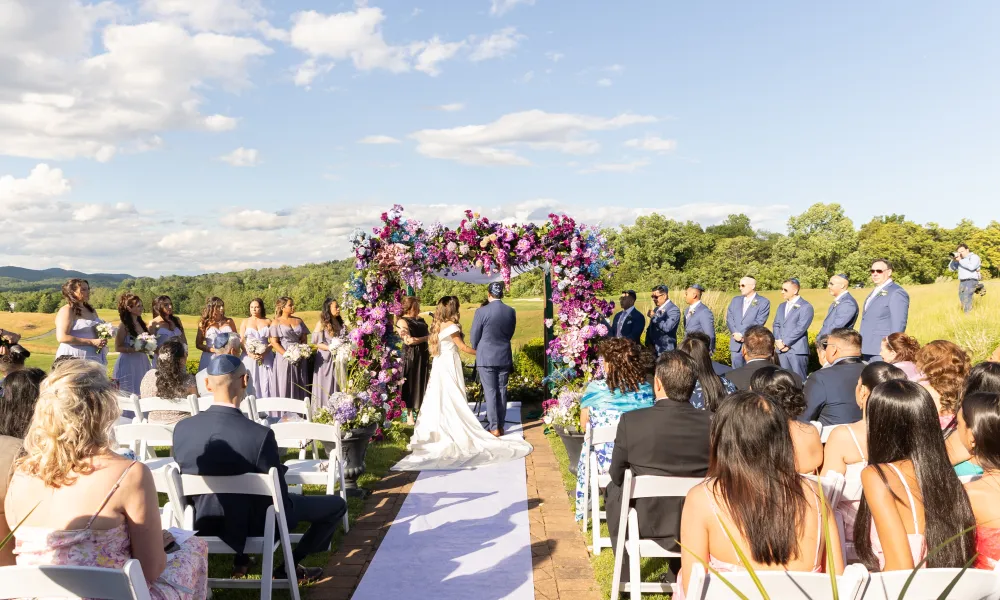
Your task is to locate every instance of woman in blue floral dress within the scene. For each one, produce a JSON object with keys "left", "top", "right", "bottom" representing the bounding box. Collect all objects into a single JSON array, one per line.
[
  {"left": 680, "top": 333, "right": 737, "bottom": 411},
  {"left": 574, "top": 338, "right": 655, "bottom": 522}
]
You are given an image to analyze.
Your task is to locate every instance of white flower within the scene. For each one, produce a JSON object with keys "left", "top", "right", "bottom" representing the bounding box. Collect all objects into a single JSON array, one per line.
[{"left": 361, "top": 414, "right": 370, "bottom": 425}]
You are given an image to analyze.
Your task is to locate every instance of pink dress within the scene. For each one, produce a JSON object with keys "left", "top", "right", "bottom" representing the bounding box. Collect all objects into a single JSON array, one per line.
[
  {"left": 869, "top": 463, "right": 928, "bottom": 570},
  {"left": 13, "top": 462, "right": 208, "bottom": 600},
  {"left": 975, "top": 526, "right": 1000, "bottom": 570}
]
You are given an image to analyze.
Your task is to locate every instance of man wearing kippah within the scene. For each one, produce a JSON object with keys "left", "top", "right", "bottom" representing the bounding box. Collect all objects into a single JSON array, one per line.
[
  {"left": 772, "top": 278, "right": 814, "bottom": 379},
  {"left": 682, "top": 284, "right": 715, "bottom": 352},
  {"left": 819, "top": 273, "right": 859, "bottom": 337}
]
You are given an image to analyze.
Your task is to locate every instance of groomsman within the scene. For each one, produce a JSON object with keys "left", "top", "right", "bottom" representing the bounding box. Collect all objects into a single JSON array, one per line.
[
  {"left": 611, "top": 290, "right": 646, "bottom": 345},
  {"left": 683, "top": 284, "right": 715, "bottom": 352},
  {"left": 725, "top": 276, "right": 771, "bottom": 368},
  {"left": 644, "top": 285, "right": 681, "bottom": 356},
  {"left": 772, "top": 278, "right": 814, "bottom": 379},
  {"left": 859, "top": 258, "right": 910, "bottom": 362},
  {"left": 818, "top": 274, "right": 859, "bottom": 337}
]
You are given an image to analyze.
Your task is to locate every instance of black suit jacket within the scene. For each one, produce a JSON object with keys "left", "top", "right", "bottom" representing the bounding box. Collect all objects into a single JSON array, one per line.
[
  {"left": 800, "top": 357, "right": 866, "bottom": 426},
  {"left": 726, "top": 358, "right": 802, "bottom": 391},
  {"left": 605, "top": 399, "right": 711, "bottom": 550},
  {"left": 172, "top": 405, "right": 294, "bottom": 553}
]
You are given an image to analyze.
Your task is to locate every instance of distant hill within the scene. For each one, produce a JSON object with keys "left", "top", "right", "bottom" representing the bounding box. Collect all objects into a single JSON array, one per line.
[{"left": 0, "top": 267, "right": 134, "bottom": 292}]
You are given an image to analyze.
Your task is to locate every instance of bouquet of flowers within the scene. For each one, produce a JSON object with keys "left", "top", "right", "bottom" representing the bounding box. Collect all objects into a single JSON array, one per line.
[
  {"left": 95, "top": 322, "right": 117, "bottom": 341},
  {"left": 318, "top": 391, "right": 387, "bottom": 432},
  {"left": 132, "top": 332, "right": 157, "bottom": 357},
  {"left": 327, "top": 338, "right": 354, "bottom": 363},
  {"left": 542, "top": 387, "right": 583, "bottom": 432},
  {"left": 245, "top": 337, "right": 268, "bottom": 364},
  {"left": 283, "top": 343, "right": 313, "bottom": 365}
]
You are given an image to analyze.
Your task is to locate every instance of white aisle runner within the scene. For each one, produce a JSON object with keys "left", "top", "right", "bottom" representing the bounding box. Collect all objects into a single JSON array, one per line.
[{"left": 352, "top": 402, "right": 534, "bottom": 600}]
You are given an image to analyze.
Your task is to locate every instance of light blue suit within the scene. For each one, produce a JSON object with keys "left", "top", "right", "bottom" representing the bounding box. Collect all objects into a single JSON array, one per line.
[
  {"left": 773, "top": 298, "right": 814, "bottom": 379},
  {"left": 725, "top": 294, "right": 771, "bottom": 368},
  {"left": 859, "top": 282, "right": 910, "bottom": 359},
  {"left": 683, "top": 303, "right": 715, "bottom": 352},
  {"left": 645, "top": 300, "right": 681, "bottom": 356},
  {"left": 818, "top": 292, "right": 859, "bottom": 337},
  {"left": 470, "top": 299, "right": 516, "bottom": 431}
]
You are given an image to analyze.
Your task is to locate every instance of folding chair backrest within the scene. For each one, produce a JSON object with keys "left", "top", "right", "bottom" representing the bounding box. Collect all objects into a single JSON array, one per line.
[
  {"left": 253, "top": 397, "right": 311, "bottom": 419},
  {"left": 270, "top": 422, "right": 342, "bottom": 449},
  {"left": 114, "top": 423, "right": 176, "bottom": 448},
  {"left": 802, "top": 471, "right": 847, "bottom": 510},
  {"left": 820, "top": 424, "right": 837, "bottom": 444},
  {"left": 116, "top": 394, "right": 139, "bottom": 417},
  {"left": 0, "top": 560, "right": 151, "bottom": 600},
  {"left": 134, "top": 395, "right": 198, "bottom": 420},
  {"left": 810, "top": 420, "right": 823, "bottom": 436},
  {"left": 590, "top": 424, "right": 617, "bottom": 446},
  {"left": 196, "top": 395, "right": 258, "bottom": 420},
  {"left": 863, "top": 568, "right": 1000, "bottom": 600},
  {"left": 684, "top": 562, "right": 868, "bottom": 600},
  {"left": 628, "top": 473, "right": 703, "bottom": 500}
]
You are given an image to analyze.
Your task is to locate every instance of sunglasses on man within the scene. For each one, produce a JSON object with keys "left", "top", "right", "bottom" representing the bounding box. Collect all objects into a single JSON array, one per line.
[{"left": 870, "top": 269, "right": 886, "bottom": 274}]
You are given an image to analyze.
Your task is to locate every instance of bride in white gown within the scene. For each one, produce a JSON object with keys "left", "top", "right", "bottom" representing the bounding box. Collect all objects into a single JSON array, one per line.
[{"left": 394, "top": 298, "right": 533, "bottom": 471}]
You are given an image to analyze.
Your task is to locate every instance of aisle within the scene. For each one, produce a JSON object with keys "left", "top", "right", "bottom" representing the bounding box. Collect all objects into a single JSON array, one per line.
[{"left": 351, "top": 402, "right": 534, "bottom": 600}]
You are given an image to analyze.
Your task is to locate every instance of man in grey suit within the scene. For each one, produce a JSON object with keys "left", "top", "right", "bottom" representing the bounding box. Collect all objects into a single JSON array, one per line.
[
  {"left": 800, "top": 328, "right": 866, "bottom": 426},
  {"left": 682, "top": 284, "right": 715, "bottom": 352},
  {"left": 859, "top": 258, "right": 910, "bottom": 362},
  {"left": 644, "top": 285, "right": 681, "bottom": 356},
  {"left": 470, "top": 282, "right": 517, "bottom": 437},
  {"left": 725, "top": 276, "right": 771, "bottom": 368},
  {"left": 772, "top": 278, "right": 814, "bottom": 379},
  {"left": 611, "top": 290, "right": 646, "bottom": 345},
  {"left": 818, "top": 274, "right": 859, "bottom": 337}
]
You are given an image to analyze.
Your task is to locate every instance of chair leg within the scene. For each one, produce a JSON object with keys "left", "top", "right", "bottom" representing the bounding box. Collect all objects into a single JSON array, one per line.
[
  {"left": 261, "top": 515, "right": 275, "bottom": 600},
  {"left": 581, "top": 449, "right": 590, "bottom": 534},
  {"left": 628, "top": 510, "right": 641, "bottom": 600}
]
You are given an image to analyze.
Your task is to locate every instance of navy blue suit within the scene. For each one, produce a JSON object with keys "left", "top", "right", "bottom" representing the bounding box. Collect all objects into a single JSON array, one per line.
[
  {"left": 645, "top": 300, "right": 681, "bottom": 356},
  {"left": 773, "top": 298, "right": 815, "bottom": 379},
  {"left": 683, "top": 303, "right": 715, "bottom": 352},
  {"left": 859, "top": 282, "right": 910, "bottom": 359},
  {"left": 818, "top": 293, "right": 859, "bottom": 337},
  {"left": 611, "top": 308, "right": 645, "bottom": 345},
  {"left": 471, "top": 299, "right": 516, "bottom": 431},
  {"left": 725, "top": 294, "right": 771, "bottom": 368},
  {"left": 800, "top": 357, "right": 866, "bottom": 426}
]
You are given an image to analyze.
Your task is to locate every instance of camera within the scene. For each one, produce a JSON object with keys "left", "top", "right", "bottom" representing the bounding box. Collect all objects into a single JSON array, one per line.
[
  {"left": 950, "top": 252, "right": 958, "bottom": 259},
  {"left": 975, "top": 282, "right": 987, "bottom": 296}
]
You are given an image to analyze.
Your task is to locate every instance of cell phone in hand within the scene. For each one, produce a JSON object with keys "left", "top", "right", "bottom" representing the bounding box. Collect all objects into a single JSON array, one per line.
[{"left": 165, "top": 540, "right": 180, "bottom": 553}]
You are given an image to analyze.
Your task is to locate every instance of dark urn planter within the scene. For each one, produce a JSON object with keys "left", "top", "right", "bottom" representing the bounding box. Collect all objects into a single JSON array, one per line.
[
  {"left": 556, "top": 426, "right": 585, "bottom": 476},
  {"left": 341, "top": 423, "right": 378, "bottom": 498}
]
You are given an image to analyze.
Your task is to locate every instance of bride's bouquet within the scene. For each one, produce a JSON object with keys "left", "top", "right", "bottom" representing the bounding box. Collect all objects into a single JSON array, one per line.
[
  {"left": 283, "top": 343, "right": 313, "bottom": 365},
  {"left": 245, "top": 337, "right": 268, "bottom": 364},
  {"left": 132, "top": 332, "right": 157, "bottom": 357},
  {"left": 95, "top": 322, "right": 117, "bottom": 341}
]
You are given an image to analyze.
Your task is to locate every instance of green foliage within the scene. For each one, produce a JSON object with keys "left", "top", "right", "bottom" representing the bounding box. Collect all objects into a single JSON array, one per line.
[
  {"left": 186, "top": 359, "right": 200, "bottom": 376},
  {"left": 713, "top": 332, "right": 732, "bottom": 365},
  {"left": 515, "top": 337, "right": 546, "bottom": 378}
]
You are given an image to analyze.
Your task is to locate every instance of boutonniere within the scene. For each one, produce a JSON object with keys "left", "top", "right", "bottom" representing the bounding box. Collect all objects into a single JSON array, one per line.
[
  {"left": 751, "top": 299, "right": 758, "bottom": 307},
  {"left": 833, "top": 301, "right": 840, "bottom": 307},
  {"left": 790, "top": 304, "right": 800, "bottom": 310},
  {"left": 878, "top": 290, "right": 888, "bottom": 297}
]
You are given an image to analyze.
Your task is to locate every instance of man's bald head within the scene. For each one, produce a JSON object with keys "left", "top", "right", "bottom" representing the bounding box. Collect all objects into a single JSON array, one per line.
[
  {"left": 205, "top": 354, "right": 248, "bottom": 406},
  {"left": 739, "top": 277, "right": 757, "bottom": 297},
  {"left": 828, "top": 274, "right": 849, "bottom": 296}
]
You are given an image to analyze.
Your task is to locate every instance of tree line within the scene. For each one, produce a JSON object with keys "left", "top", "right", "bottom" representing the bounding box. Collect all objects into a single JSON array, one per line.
[{"left": 2, "top": 203, "right": 995, "bottom": 314}]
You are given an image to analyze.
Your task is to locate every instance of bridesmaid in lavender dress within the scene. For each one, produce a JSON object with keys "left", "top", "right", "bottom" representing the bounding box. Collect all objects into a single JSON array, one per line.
[
  {"left": 111, "top": 293, "right": 151, "bottom": 396},
  {"left": 195, "top": 297, "right": 237, "bottom": 373},
  {"left": 269, "top": 297, "right": 311, "bottom": 400},
  {"left": 54, "top": 279, "right": 108, "bottom": 366},
  {"left": 149, "top": 295, "right": 188, "bottom": 366},
  {"left": 311, "top": 298, "right": 348, "bottom": 412},
  {"left": 240, "top": 297, "right": 275, "bottom": 399}
]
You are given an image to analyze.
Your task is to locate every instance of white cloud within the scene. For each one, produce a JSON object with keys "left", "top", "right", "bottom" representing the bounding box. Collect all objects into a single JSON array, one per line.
[
  {"left": 597, "top": 78, "right": 613, "bottom": 87},
  {"left": 604, "top": 64, "right": 624, "bottom": 73},
  {"left": 470, "top": 27, "right": 524, "bottom": 61},
  {"left": 0, "top": 164, "right": 72, "bottom": 208},
  {"left": 410, "top": 109, "right": 657, "bottom": 166},
  {"left": 435, "top": 103, "right": 465, "bottom": 112},
  {"left": 490, "top": 0, "right": 535, "bottom": 17},
  {"left": 288, "top": 7, "right": 410, "bottom": 74},
  {"left": 219, "top": 209, "right": 289, "bottom": 230},
  {"left": 204, "top": 115, "right": 240, "bottom": 131},
  {"left": 292, "top": 58, "right": 333, "bottom": 88},
  {"left": 545, "top": 51, "right": 565, "bottom": 62},
  {"left": 624, "top": 136, "right": 677, "bottom": 153},
  {"left": 411, "top": 7, "right": 423, "bottom": 17},
  {"left": 141, "top": 0, "right": 264, "bottom": 32},
  {"left": 521, "top": 70, "right": 535, "bottom": 83},
  {"left": 358, "top": 135, "right": 401, "bottom": 145},
  {"left": 412, "top": 37, "right": 467, "bottom": 76},
  {"left": 219, "top": 147, "right": 261, "bottom": 166},
  {"left": 579, "top": 159, "right": 650, "bottom": 174}
]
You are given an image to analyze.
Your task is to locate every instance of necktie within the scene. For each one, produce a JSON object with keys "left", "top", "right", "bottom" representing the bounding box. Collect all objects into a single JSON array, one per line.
[
  {"left": 617, "top": 311, "right": 625, "bottom": 336},
  {"left": 864, "top": 289, "right": 878, "bottom": 311},
  {"left": 742, "top": 297, "right": 750, "bottom": 316}
]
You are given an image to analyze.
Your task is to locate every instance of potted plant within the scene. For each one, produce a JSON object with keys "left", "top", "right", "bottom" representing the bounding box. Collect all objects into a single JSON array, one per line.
[
  {"left": 315, "top": 390, "right": 387, "bottom": 498},
  {"left": 543, "top": 387, "right": 585, "bottom": 475}
]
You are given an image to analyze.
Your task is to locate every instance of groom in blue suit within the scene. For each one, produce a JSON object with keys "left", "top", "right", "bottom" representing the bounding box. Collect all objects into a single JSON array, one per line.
[
  {"left": 772, "top": 278, "right": 814, "bottom": 379},
  {"left": 818, "top": 274, "right": 859, "bottom": 337},
  {"left": 471, "top": 282, "right": 517, "bottom": 436},
  {"left": 725, "top": 276, "right": 771, "bottom": 368},
  {"left": 859, "top": 258, "right": 910, "bottom": 362}
]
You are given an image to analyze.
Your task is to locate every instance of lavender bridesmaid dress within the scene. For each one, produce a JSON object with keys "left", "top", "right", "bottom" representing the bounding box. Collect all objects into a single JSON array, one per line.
[
  {"left": 55, "top": 317, "right": 108, "bottom": 366},
  {"left": 111, "top": 334, "right": 151, "bottom": 395},
  {"left": 243, "top": 325, "right": 275, "bottom": 399},
  {"left": 270, "top": 321, "right": 311, "bottom": 400},
  {"left": 310, "top": 329, "right": 348, "bottom": 411}
]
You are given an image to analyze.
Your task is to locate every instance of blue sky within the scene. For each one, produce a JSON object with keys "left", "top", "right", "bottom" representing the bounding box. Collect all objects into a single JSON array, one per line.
[{"left": 1, "top": 1, "right": 998, "bottom": 275}]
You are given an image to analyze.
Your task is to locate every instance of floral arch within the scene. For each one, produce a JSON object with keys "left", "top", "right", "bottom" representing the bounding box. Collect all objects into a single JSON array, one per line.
[{"left": 343, "top": 205, "right": 616, "bottom": 423}]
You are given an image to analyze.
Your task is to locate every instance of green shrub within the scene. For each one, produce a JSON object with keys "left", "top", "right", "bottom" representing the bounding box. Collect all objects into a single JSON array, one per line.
[
  {"left": 186, "top": 359, "right": 200, "bottom": 376},
  {"left": 713, "top": 332, "right": 732, "bottom": 366},
  {"left": 514, "top": 337, "right": 546, "bottom": 381}
]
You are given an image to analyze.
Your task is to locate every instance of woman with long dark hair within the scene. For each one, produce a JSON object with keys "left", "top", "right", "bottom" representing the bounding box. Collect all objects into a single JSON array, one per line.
[
  {"left": 54, "top": 278, "right": 107, "bottom": 365},
  {"left": 0, "top": 367, "right": 45, "bottom": 566},
  {"left": 111, "top": 292, "right": 151, "bottom": 395},
  {"left": 149, "top": 295, "right": 186, "bottom": 362},
  {"left": 956, "top": 392, "right": 1000, "bottom": 569},
  {"left": 396, "top": 296, "right": 430, "bottom": 425},
  {"left": 312, "top": 298, "right": 348, "bottom": 409},
  {"left": 240, "top": 297, "right": 274, "bottom": 400},
  {"left": 269, "top": 297, "right": 311, "bottom": 400},
  {"left": 749, "top": 366, "right": 822, "bottom": 473},
  {"left": 679, "top": 332, "right": 735, "bottom": 411},
  {"left": 679, "top": 392, "right": 843, "bottom": 597},
  {"left": 947, "top": 362, "right": 1000, "bottom": 477},
  {"left": 854, "top": 380, "right": 976, "bottom": 571},
  {"left": 138, "top": 340, "right": 196, "bottom": 425},
  {"left": 0, "top": 344, "right": 31, "bottom": 382},
  {"left": 195, "top": 296, "right": 236, "bottom": 373}
]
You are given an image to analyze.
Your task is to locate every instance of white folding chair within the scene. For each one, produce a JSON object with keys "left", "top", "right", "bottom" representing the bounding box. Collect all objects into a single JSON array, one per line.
[
  {"left": 862, "top": 567, "right": 1000, "bottom": 600},
  {"left": 580, "top": 423, "right": 617, "bottom": 553},
  {"left": 133, "top": 395, "right": 199, "bottom": 423},
  {"left": 272, "top": 421, "right": 350, "bottom": 535},
  {"left": 255, "top": 397, "right": 317, "bottom": 458},
  {"left": 113, "top": 422, "right": 176, "bottom": 471},
  {"left": 810, "top": 420, "right": 824, "bottom": 436},
  {"left": 116, "top": 393, "right": 139, "bottom": 421},
  {"left": 610, "top": 469, "right": 703, "bottom": 600},
  {"left": 165, "top": 464, "right": 301, "bottom": 600},
  {"left": 802, "top": 471, "right": 847, "bottom": 511},
  {"left": 821, "top": 424, "right": 838, "bottom": 444},
  {"left": 0, "top": 560, "right": 151, "bottom": 600},
  {"left": 683, "top": 562, "right": 868, "bottom": 600},
  {"left": 196, "top": 394, "right": 259, "bottom": 420}
]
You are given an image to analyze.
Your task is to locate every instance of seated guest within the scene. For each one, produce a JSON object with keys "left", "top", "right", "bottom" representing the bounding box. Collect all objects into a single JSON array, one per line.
[
  {"left": 173, "top": 354, "right": 347, "bottom": 583},
  {"left": 726, "top": 325, "right": 791, "bottom": 390},
  {"left": 879, "top": 332, "right": 922, "bottom": 381},
  {"left": 965, "top": 362, "right": 1000, "bottom": 396},
  {"left": 915, "top": 340, "right": 970, "bottom": 428},
  {"left": 0, "top": 344, "right": 30, "bottom": 386},
  {"left": 196, "top": 332, "right": 243, "bottom": 396},
  {"left": 606, "top": 351, "right": 711, "bottom": 584},
  {"left": 801, "top": 328, "right": 866, "bottom": 425},
  {"left": 822, "top": 363, "right": 907, "bottom": 550},
  {"left": 139, "top": 339, "right": 197, "bottom": 425},
  {"left": 956, "top": 392, "right": 1000, "bottom": 569},
  {"left": 4, "top": 360, "right": 208, "bottom": 596},
  {"left": 0, "top": 367, "right": 45, "bottom": 566},
  {"left": 680, "top": 333, "right": 736, "bottom": 411},
  {"left": 749, "top": 366, "right": 823, "bottom": 473},
  {"left": 854, "top": 380, "right": 976, "bottom": 572},
  {"left": 679, "top": 391, "right": 844, "bottom": 598},
  {"left": 574, "top": 338, "right": 654, "bottom": 522},
  {"left": 947, "top": 362, "right": 1000, "bottom": 477},
  {"left": 815, "top": 334, "right": 830, "bottom": 369}
]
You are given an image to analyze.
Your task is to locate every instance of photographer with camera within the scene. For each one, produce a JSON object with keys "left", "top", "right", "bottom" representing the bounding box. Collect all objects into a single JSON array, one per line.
[{"left": 949, "top": 243, "right": 982, "bottom": 313}]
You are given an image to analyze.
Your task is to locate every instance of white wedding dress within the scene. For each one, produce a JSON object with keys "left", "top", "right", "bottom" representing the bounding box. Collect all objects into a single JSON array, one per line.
[{"left": 393, "top": 323, "right": 533, "bottom": 471}]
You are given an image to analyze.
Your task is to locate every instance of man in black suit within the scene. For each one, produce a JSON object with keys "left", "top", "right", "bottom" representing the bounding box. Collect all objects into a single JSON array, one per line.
[
  {"left": 173, "top": 354, "right": 347, "bottom": 582},
  {"left": 725, "top": 325, "right": 801, "bottom": 390},
  {"left": 610, "top": 290, "right": 645, "bottom": 345},
  {"left": 605, "top": 351, "right": 711, "bottom": 581},
  {"left": 799, "top": 328, "right": 866, "bottom": 426}
]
